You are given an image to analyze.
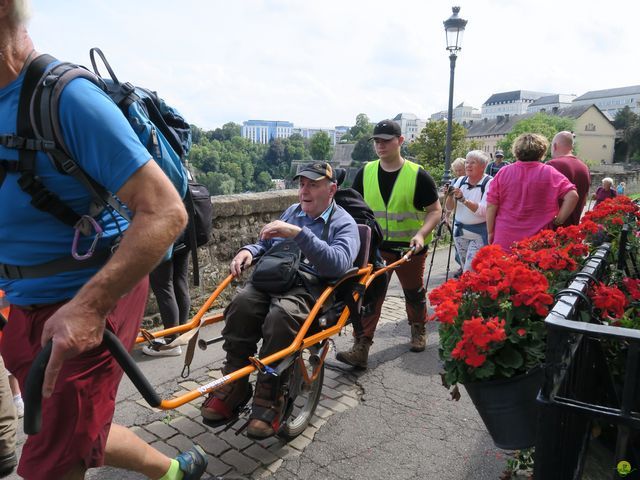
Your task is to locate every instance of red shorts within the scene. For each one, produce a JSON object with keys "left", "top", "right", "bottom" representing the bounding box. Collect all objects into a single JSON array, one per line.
[{"left": 1, "top": 279, "right": 148, "bottom": 479}]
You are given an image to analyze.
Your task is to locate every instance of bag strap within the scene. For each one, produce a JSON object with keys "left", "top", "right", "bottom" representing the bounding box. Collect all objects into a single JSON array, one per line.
[
  {"left": 13, "top": 54, "right": 131, "bottom": 227},
  {"left": 184, "top": 185, "right": 201, "bottom": 286},
  {"left": 479, "top": 174, "right": 491, "bottom": 198},
  {"left": 14, "top": 54, "right": 83, "bottom": 228}
]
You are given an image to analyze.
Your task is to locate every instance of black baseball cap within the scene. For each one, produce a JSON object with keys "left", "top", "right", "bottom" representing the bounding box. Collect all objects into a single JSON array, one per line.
[
  {"left": 369, "top": 119, "right": 402, "bottom": 140},
  {"left": 294, "top": 162, "right": 337, "bottom": 182}
]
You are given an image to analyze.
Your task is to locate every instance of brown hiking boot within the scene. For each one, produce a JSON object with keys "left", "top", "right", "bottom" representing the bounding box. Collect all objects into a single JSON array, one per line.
[
  {"left": 335, "top": 337, "right": 373, "bottom": 369},
  {"left": 247, "top": 375, "right": 285, "bottom": 439},
  {"left": 200, "top": 377, "right": 252, "bottom": 424},
  {"left": 410, "top": 323, "right": 426, "bottom": 352}
]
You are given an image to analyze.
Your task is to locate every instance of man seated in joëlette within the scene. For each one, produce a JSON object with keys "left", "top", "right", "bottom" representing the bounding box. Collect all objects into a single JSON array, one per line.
[{"left": 200, "top": 161, "right": 360, "bottom": 439}]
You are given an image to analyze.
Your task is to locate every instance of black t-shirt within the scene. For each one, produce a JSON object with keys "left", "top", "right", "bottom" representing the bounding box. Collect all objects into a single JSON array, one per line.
[{"left": 352, "top": 162, "right": 439, "bottom": 210}]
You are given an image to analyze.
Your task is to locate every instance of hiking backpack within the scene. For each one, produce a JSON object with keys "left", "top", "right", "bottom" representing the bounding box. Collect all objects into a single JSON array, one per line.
[
  {"left": 334, "top": 187, "right": 383, "bottom": 267},
  {"left": 457, "top": 174, "right": 491, "bottom": 198},
  {"left": 0, "top": 48, "right": 211, "bottom": 283}
]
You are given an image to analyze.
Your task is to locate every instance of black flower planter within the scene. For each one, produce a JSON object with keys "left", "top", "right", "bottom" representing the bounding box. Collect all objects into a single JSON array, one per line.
[{"left": 463, "top": 366, "right": 544, "bottom": 450}]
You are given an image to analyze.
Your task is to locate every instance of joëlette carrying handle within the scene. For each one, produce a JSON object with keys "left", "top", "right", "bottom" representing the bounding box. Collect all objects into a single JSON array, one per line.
[{"left": 24, "top": 329, "right": 161, "bottom": 435}]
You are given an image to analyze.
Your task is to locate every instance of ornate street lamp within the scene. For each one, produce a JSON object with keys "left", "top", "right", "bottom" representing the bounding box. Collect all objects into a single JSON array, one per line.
[{"left": 442, "top": 6, "right": 467, "bottom": 185}]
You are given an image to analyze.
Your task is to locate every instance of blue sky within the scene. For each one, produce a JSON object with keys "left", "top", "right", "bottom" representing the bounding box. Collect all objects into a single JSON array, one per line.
[{"left": 29, "top": 0, "right": 640, "bottom": 130}]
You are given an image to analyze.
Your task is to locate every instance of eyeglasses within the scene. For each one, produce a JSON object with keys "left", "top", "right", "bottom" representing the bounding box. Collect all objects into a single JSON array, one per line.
[{"left": 373, "top": 138, "right": 394, "bottom": 144}]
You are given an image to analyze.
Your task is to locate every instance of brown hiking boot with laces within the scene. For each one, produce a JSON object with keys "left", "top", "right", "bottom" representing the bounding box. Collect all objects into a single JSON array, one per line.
[
  {"left": 246, "top": 374, "right": 285, "bottom": 439},
  {"left": 410, "top": 323, "right": 427, "bottom": 352},
  {"left": 335, "top": 337, "right": 373, "bottom": 369}
]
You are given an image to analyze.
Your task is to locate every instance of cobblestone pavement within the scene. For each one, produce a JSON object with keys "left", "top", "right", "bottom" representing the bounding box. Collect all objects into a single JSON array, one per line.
[{"left": 7, "top": 248, "right": 507, "bottom": 479}]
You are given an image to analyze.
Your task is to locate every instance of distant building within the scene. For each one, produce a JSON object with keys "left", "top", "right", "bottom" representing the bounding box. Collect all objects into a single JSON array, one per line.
[
  {"left": 527, "top": 94, "right": 576, "bottom": 114},
  {"left": 271, "top": 179, "right": 286, "bottom": 190},
  {"left": 335, "top": 126, "right": 350, "bottom": 143},
  {"left": 292, "top": 127, "right": 337, "bottom": 145},
  {"left": 429, "top": 110, "right": 447, "bottom": 122},
  {"left": 481, "top": 90, "right": 554, "bottom": 119},
  {"left": 572, "top": 85, "right": 640, "bottom": 119},
  {"left": 392, "top": 112, "right": 427, "bottom": 142},
  {"left": 241, "top": 120, "right": 294, "bottom": 144},
  {"left": 464, "top": 104, "right": 615, "bottom": 164},
  {"left": 430, "top": 102, "right": 481, "bottom": 125}
]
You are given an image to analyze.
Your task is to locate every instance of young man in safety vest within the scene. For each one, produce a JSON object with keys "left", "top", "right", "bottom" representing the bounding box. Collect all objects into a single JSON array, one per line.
[{"left": 336, "top": 119, "right": 441, "bottom": 368}]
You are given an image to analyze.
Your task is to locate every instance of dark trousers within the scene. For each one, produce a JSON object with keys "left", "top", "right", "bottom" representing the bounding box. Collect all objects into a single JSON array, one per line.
[
  {"left": 358, "top": 249, "right": 428, "bottom": 340},
  {"left": 221, "top": 282, "right": 315, "bottom": 370},
  {"left": 0, "top": 356, "right": 16, "bottom": 459},
  {"left": 149, "top": 247, "right": 191, "bottom": 332}
]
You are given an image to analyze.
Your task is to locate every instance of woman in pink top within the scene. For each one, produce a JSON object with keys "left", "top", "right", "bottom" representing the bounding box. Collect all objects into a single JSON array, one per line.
[{"left": 486, "top": 133, "right": 579, "bottom": 251}]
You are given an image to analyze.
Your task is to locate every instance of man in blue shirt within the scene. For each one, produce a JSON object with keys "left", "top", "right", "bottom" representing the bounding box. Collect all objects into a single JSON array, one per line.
[
  {"left": 201, "top": 162, "right": 360, "bottom": 439},
  {"left": 0, "top": 2, "right": 206, "bottom": 479}
]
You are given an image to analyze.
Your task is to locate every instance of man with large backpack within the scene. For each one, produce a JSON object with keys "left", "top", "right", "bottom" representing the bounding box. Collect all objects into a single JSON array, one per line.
[{"left": 0, "top": 2, "right": 207, "bottom": 479}]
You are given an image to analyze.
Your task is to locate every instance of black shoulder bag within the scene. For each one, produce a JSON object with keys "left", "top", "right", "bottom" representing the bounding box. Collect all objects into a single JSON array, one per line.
[{"left": 250, "top": 206, "right": 334, "bottom": 294}]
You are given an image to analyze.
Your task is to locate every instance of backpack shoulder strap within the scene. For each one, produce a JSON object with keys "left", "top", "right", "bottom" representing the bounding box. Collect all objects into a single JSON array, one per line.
[
  {"left": 15, "top": 54, "right": 84, "bottom": 227},
  {"left": 479, "top": 175, "right": 491, "bottom": 197},
  {"left": 19, "top": 55, "right": 131, "bottom": 226}
]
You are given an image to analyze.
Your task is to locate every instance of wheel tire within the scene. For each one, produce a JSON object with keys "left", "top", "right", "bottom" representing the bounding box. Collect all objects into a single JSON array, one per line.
[{"left": 278, "top": 351, "right": 324, "bottom": 440}]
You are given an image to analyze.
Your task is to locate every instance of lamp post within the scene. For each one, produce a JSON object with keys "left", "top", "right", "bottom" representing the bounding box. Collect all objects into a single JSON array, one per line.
[{"left": 442, "top": 6, "right": 467, "bottom": 185}]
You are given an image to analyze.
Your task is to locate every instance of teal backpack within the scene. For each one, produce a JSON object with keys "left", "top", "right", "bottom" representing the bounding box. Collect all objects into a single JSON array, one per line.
[{"left": 0, "top": 48, "right": 199, "bottom": 280}]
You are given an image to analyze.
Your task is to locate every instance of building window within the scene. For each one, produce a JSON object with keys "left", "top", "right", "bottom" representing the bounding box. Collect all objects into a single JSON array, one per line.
[{"left": 585, "top": 123, "right": 596, "bottom": 132}]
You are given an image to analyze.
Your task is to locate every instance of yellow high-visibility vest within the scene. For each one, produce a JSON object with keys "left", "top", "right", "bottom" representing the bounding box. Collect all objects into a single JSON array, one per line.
[{"left": 363, "top": 160, "right": 430, "bottom": 245}]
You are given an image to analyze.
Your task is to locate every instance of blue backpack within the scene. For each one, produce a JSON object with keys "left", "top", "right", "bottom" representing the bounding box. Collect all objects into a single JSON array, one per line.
[
  {"left": 2, "top": 48, "right": 190, "bottom": 229},
  {"left": 0, "top": 48, "right": 197, "bottom": 279}
]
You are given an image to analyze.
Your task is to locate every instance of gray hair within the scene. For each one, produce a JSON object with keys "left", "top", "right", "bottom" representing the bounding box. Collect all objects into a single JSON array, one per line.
[
  {"left": 451, "top": 157, "right": 466, "bottom": 172},
  {"left": 11, "top": 0, "right": 32, "bottom": 24},
  {"left": 466, "top": 150, "right": 490, "bottom": 166},
  {"left": 603, "top": 177, "right": 614, "bottom": 186}
]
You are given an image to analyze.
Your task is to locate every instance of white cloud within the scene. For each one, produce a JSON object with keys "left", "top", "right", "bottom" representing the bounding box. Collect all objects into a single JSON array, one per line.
[{"left": 30, "top": 0, "right": 640, "bottom": 130}]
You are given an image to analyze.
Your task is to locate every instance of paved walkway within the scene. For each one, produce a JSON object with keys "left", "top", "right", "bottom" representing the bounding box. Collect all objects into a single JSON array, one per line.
[{"left": 7, "top": 247, "right": 508, "bottom": 479}]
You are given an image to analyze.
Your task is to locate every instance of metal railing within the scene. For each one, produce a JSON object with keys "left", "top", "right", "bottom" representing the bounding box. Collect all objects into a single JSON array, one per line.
[{"left": 535, "top": 242, "right": 640, "bottom": 479}]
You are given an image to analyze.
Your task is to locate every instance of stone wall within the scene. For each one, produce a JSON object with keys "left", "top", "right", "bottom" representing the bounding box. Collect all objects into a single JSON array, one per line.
[
  {"left": 589, "top": 166, "right": 640, "bottom": 195},
  {"left": 145, "top": 189, "right": 299, "bottom": 320}
]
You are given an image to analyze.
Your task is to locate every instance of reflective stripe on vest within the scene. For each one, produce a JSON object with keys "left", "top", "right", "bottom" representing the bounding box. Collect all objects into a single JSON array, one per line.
[{"left": 363, "top": 160, "right": 431, "bottom": 245}]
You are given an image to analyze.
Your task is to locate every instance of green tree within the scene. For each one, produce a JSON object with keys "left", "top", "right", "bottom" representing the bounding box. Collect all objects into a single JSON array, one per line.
[
  {"left": 341, "top": 113, "right": 374, "bottom": 142},
  {"left": 351, "top": 137, "right": 376, "bottom": 164},
  {"left": 497, "top": 113, "right": 574, "bottom": 161},
  {"left": 309, "top": 131, "right": 332, "bottom": 160},
  {"left": 255, "top": 171, "right": 273, "bottom": 191},
  {"left": 198, "top": 171, "right": 235, "bottom": 195},
  {"left": 407, "top": 120, "right": 479, "bottom": 183},
  {"left": 221, "top": 122, "right": 242, "bottom": 140},
  {"left": 614, "top": 106, "right": 640, "bottom": 164},
  {"left": 285, "top": 133, "right": 309, "bottom": 162}
]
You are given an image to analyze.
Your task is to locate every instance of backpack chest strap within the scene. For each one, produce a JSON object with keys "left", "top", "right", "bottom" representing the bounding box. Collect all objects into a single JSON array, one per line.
[{"left": 0, "top": 247, "right": 113, "bottom": 280}]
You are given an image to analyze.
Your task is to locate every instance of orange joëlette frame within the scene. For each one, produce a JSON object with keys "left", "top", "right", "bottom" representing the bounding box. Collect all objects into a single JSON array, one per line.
[{"left": 134, "top": 250, "right": 414, "bottom": 410}]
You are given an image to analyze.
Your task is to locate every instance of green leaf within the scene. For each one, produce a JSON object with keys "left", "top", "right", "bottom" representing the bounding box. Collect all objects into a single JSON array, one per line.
[{"left": 494, "top": 344, "right": 524, "bottom": 369}]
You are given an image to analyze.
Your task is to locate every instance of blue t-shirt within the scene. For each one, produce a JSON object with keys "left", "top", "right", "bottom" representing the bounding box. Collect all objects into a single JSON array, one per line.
[{"left": 0, "top": 64, "right": 151, "bottom": 305}]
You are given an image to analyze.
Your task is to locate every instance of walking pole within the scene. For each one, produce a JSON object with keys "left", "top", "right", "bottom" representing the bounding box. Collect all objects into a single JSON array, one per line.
[
  {"left": 444, "top": 195, "right": 458, "bottom": 281},
  {"left": 424, "top": 209, "right": 447, "bottom": 292},
  {"left": 425, "top": 187, "right": 454, "bottom": 290}
]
